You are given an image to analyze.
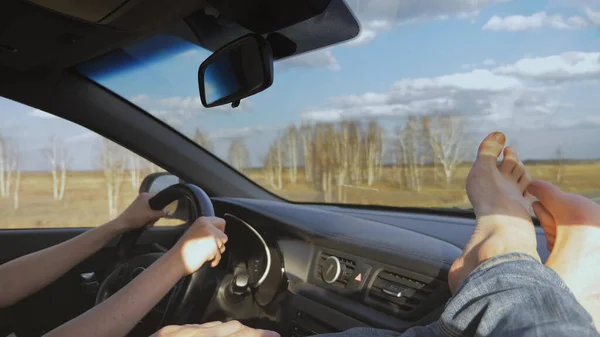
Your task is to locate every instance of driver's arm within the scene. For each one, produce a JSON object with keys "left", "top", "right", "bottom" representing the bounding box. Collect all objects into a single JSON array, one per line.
[
  {"left": 43, "top": 216, "right": 228, "bottom": 337},
  {"left": 0, "top": 193, "right": 165, "bottom": 309}
]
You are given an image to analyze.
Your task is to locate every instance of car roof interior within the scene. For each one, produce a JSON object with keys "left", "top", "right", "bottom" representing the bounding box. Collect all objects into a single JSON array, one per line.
[{"left": 0, "top": 0, "right": 357, "bottom": 199}]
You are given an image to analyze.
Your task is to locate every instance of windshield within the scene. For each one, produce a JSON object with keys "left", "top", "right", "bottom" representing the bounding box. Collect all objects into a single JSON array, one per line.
[{"left": 80, "top": 1, "right": 600, "bottom": 209}]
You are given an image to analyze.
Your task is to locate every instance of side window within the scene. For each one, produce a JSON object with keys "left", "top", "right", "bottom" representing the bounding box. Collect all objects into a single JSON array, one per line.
[{"left": 0, "top": 97, "right": 174, "bottom": 229}]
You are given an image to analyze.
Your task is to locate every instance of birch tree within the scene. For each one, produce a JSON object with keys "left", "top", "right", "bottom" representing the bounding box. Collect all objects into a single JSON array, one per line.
[
  {"left": 43, "top": 136, "right": 68, "bottom": 200},
  {"left": 363, "top": 120, "right": 384, "bottom": 186},
  {"left": 0, "top": 137, "right": 7, "bottom": 198},
  {"left": 311, "top": 124, "right": 336, "bottom": 202},
  {"left": 300, "top": 124, "right": 313, "bottom": 184},
  {"left": 263, "top": 138, "right": 283, "bottom": 190},
  {"left": 428, "top": 114, "right": 469, "bottom": 185},
  {"left": 12, "top": 154, "right": 21, "bottom": 210},
  {"left": 0, "top": 137, "right": 21, "bottom": 208},
  {"left": 228, "top": 138, "right": 250, "bottom": 172},
  {"left": 127, "top": 153, "right": 143, "bottom": 191},
  {"left": 0, "top": 137, "right": 19, "bottom": 199},
  {"left": 393, "top": 117, "right": 423, "bottom": 191},
  {"left": 193, "top": 128, "right": 214, "bottom": 152},
  {"left": 347, "top": 121, "right": 362, "bottom": 184},
  {"left": 335, "top": 122, "right": 351, "bottom": 202},
  {"left": 101, "top": 139, "right": 126, "bottom": 218},
  {"left": 283, "top": 125, "right": 299, "bottom": 184}
]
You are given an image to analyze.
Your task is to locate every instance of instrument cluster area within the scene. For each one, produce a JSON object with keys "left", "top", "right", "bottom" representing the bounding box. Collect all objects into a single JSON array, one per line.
[{"left": 222, "top": 214, "right": 285, "bottom": 307}]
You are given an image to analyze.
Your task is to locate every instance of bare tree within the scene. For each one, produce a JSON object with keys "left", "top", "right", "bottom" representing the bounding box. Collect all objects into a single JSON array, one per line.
[
  {"left": 311, "top": 124, "right": 337, "bottom": 202},
  {"left": 347, "top": 121, "right": 362, "bottom": 184},
  {"left": 364, "top": 121, "right": 384, "bottom": 186},
  {"left": 300, "top": 124, "right": 313, "bottom": 184},
  {"left": 228, "top": 138, "right": 250, "bottom": 172},
  {"left": 0, "top": 137, "right": 7, "bottom": 198},
  {"left": 194, "top": 128, "right": 214, "bottom": 152},
  {"left": 101, "top": 139, "right": 126, "bottom": 218},
  {"left": 127, "top": 153, "right": 143, "bottom": 191},
  {"left": 392, "top": 117, "right": 423, "bottom": 191},
  {"left": 263, "top": 138, "right": 283, "bottom": 190},
  {"left": 12, "top": 154, "right": 21, "bottom": 210},
  {"left": 335, "top": 122, "right": 352, "bottom": 202},
  {"left": 554, "top": 146, "right": 565, "bottom": 184},
  {"left": 0, "top": 137, "right": 19, "bottom": 199},
  {"left": 43, "top": 136, "right": 68, "bottom": 200},
  {"left": 283, "top": 126, "right": 299, "bottom": 184},
  {"left": 428, "top": 114, "right": 470, "bottom": 185},
  {"left": 0, "top": 137, "right": 21, "bottom": 208}
]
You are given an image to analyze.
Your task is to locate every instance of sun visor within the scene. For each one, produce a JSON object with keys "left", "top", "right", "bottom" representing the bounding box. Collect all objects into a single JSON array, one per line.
[
  {"left": 26, "top": 0, "right": 130, "bottom": 22},
  {"left": 187, "top": 0, "right": 359, "bottom": 59}
]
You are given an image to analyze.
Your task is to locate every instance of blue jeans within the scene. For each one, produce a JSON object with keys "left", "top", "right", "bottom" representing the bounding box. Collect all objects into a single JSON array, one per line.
[{"left": 322, "top": 253, "right": 598, "bottom": 337}]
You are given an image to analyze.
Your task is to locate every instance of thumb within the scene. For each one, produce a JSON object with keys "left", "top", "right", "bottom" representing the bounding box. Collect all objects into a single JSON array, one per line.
[
  {"left": 527, "top": 180, "right": 564, "bottom": 212},
  {"left": 254, "top": 330, "right": 281, "bottom": 337}
]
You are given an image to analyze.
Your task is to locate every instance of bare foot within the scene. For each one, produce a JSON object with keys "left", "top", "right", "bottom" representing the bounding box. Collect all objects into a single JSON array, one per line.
[
  {"left": 529, "top": 180, "right": 600, "bottom": 328},
  {"left": 448, "top": 132, "right": 540, "bottom": 294}
]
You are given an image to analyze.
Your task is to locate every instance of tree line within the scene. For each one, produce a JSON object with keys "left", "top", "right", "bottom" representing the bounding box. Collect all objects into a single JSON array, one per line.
[
  {"left": 207, "top": 113, "right": 475, "bottom": 202},
  {"left": 0, "top": 135, "right": 160, "bottom": 217},
  {"left": 0, "top": 113, "right": 569, "bottom": 214}
]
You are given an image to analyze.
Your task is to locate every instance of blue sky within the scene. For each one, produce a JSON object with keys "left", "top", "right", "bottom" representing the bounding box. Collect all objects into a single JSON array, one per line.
[{"left": 2, "top": 0, "right": 600, "bottom": 170}]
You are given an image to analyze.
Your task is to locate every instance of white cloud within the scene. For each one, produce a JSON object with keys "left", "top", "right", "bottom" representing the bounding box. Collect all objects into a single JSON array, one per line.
[
  {"left": 483, "top": 59, "right": 497, "bottom": 66},
  {"left": 345, "top": 29, "right": 377, "bottom": 47},
  {"left": 344, "top": 0, "right": 506, "bottom": 46},
  {"left": 130, "top": 94, "right": 151, "bottom": 105},
  {"left": 157, "top": 96, "right": 205, "bottom": 111},
  {"left": 208, "top": 124, "right": 286, "bottom": 140},
  {"left": 483, "top": 12, "right": 589, "bottom": 31},
  {"left": 461, "top": 63, "right": 476, "bottom": 70},
  {"left": 301, "top": 69, "right": 526, "bottom": 122},
  {"left": 66, "top": 131, "right": 99, "bottom": 143},
  {"left": 28, "top": 109, "right": 58, "bottom": 119},
  {"left": 350, "top": 0, "right": 506, "bottom": 25},
  {"left": 132, "top": 95, "right": 251, "bottom": 113},
  {"left": 493, "top": 52, "right": 600, "bottom": 82},
  {"left": 127, "top": 94, "right": 252, "bottom": 129},
  {"left": 585, "top": 8, "right": 600, "bottom": 25},
  {"left": 279, "top": 49, "right": 340, "bottom": 71}
]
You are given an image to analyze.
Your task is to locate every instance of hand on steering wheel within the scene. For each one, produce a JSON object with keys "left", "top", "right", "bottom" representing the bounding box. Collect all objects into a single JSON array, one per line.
[
  {"left": 152, "top": 321, "right": 280, "bottom": 337},
  {"left": 97, "top": 183, "right": 223, "bottom": 328},
  {"left": 112, "top": 193, "right": 168, "bottom": 233},
  {"left": 168, "top": 216, "right": 229, "bottom": 276}
]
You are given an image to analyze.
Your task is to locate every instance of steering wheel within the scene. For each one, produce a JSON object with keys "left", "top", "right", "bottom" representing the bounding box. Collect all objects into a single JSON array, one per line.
[{"left": 95, "top": 183, "right": 216, "bottom": 330}]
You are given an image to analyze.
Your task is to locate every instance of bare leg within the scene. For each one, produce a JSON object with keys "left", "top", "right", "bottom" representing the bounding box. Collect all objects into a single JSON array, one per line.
[
  {"left": 529, "top": 180, "right": 600, "bottom": 329},
  {"left": 448, "top": 132, "right": 539, "bottom": 294}
]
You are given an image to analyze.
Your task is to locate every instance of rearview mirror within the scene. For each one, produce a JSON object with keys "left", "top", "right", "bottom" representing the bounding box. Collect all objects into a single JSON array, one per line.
[{"left": 198, "top": 34, "right": 274, "bottom": 108}]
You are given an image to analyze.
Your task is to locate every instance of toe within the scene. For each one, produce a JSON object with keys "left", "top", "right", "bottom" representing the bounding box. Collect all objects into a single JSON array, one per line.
[
  {"left": 527, "top": 180, "right": 565, "bottom": 213},
  {"left": 512, "top": 161, "right": 525, "bottom": 181},
  {"left": 498, "top": 146, "right": 519, "bottom": 175},
  {"left": 518, "top": 171, "right": 532, "bottom": 194},
  {"left": 477, "top": 132, "right": 506, "bottom": 162}
]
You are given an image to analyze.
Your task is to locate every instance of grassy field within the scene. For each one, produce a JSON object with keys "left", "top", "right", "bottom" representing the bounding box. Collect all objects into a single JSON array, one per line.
[{"left": 1, "top": 163, "right": 600, "bottom": 229}]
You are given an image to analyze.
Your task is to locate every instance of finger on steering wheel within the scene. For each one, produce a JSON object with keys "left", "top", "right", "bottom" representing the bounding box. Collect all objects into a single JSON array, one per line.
[
  {"left": 210, "top": 251, "right": 222, "bottom": 267},
  {"left": 209, "top": 216, "right": 227, "bottom": 232}
]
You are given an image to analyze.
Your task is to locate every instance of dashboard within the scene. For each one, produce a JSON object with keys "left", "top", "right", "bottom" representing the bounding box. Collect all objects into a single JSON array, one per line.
[{"left": 210, "top": 197, "right": 552, "bottom": 336}]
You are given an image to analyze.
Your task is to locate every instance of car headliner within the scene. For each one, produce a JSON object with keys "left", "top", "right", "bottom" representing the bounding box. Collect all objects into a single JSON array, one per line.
[{"left": 0, "top": 0, "right": 358, "bottom": 201}]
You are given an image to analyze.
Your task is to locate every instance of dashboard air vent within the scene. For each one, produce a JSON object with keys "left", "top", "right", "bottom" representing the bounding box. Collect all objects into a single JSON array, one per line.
[
  {"left": 316, "top": 252, "right": 355, "bottom": 288},
  {"left": 368, "top": 270, "right": 436, "bottom": 316}
]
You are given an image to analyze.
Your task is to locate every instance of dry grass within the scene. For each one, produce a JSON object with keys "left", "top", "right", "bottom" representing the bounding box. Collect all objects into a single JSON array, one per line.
[
  {"left": 2, "top": 163, "right": 600, "bottom": 229},
  {"left": 247, "top": 162, "right": 600, "bottom": 208}
]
